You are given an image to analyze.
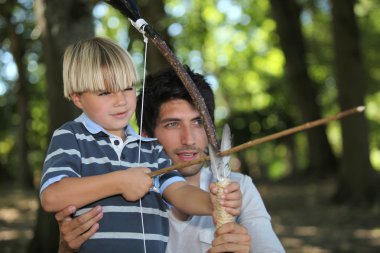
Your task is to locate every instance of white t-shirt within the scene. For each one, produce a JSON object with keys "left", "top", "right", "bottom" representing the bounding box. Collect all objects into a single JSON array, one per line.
[{"left": 166, "top": 167, "right": 285, "bottom": 253}]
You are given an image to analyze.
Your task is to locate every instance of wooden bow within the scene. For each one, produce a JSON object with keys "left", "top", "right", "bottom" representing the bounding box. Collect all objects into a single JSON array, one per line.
[{"left": 106, "top": 0, "right": 219, "bottom": 150}]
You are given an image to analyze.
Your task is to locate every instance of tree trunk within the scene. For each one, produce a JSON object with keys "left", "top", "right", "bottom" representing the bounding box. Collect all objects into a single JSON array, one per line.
[
  {"left": 35, "top": 0, "right": 94, "bottom": 133},
  {"left": 1, "top": 0, "right": 34, "bottom": 189},
  {"left": 331, "top": 0, "right": 379, "bottom": 204},
  {"left": 139, "top": 0, "right": 171, "bottom": 73},
  {"left": 28, "top": 0, "right": 94, "bottom": 252},
  {"left": 269, "top": 0, "right": 337, "bottom": 177}
]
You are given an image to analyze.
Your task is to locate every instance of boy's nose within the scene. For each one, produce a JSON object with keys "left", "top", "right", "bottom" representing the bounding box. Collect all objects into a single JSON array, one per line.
[{"left": 114, "top": 91, "right": 127, "bottom": 106}]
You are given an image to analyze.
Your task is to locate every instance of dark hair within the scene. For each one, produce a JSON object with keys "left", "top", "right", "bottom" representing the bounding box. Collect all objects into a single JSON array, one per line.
[{"left": 136, "top": 66, "right": 215, "bottom": 137}]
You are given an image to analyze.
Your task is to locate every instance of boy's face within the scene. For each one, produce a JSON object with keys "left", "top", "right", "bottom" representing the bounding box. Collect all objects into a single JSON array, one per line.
[
  {"left": 153, "top": 99, "right": 208, "bottom": 178},
  {"left": 71, "top": 88, "right": 136, "bottom": 138}
]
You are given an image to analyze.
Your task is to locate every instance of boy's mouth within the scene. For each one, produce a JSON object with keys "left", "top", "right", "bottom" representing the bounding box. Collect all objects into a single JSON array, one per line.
[{"left": 112, "top": 111, "right": 127, "bottom": 118}]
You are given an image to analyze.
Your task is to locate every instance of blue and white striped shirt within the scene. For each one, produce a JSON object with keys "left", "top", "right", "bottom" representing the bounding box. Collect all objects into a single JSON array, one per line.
[{"left": 40, "top": 113, "right": 185, "bottom": 253}]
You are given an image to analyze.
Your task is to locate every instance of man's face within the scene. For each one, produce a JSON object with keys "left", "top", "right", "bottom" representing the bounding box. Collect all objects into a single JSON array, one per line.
[{"left": 154, "top": 99, "right": 208, "bottom": 177}]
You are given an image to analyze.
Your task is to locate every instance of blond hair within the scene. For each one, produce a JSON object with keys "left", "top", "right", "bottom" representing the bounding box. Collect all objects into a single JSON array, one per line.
[{"left": 63, "top": 37, "right": 139, "bottom": 99}]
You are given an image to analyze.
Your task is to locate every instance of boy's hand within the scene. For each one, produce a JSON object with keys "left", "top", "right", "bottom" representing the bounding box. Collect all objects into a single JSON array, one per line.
[
  {"left": 210, "top": 181, "right": 241, "bottom": 216},
  {"left": 208, "top": 222, "right": 250, "bottom": 253},
  {"left": 118, "top": 167, "right": 153, "bottom": 201},
  {"left": 55, "top": 205, "right": 103, "bottom": 252}
]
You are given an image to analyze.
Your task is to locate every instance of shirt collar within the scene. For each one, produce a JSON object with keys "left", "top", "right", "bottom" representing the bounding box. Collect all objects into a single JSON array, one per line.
[{"left": 74, "top": 113, "right": 156, "bottom": 142}]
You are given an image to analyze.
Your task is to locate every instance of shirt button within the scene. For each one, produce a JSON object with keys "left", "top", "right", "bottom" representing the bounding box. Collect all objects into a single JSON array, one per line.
[{"left": 114, "top": 140, "right": 120, "bottom": 145}]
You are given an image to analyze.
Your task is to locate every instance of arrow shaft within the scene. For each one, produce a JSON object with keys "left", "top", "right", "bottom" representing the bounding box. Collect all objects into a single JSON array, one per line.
[{"left": 148, "top": 106, "right": 364, "bottom": 177}]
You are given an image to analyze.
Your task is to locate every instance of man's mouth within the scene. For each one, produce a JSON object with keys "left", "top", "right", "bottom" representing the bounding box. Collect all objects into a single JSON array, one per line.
[{"left": 176, "top": 151, "right": 198, "bottom": 161}]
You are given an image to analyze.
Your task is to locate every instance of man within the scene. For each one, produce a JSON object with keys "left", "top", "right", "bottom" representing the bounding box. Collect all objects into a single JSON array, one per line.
[{"left": 56, "top": 67, "right": 285, "bottom": 253}]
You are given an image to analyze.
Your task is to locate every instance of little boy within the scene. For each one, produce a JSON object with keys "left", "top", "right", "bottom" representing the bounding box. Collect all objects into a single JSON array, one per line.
[{"left": 40, "top": 37, "right": 240, "bottom": 253}]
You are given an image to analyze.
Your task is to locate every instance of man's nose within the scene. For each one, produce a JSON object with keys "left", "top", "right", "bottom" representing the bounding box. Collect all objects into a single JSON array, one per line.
[{"left": 181, "top": 126, "right": 195, "bottom": 145}]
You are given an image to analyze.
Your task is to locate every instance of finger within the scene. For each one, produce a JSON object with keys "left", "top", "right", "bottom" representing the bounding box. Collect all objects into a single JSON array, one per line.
[
  {"left": 221, "top": 191, "right": 241, "bottom": 201},
  {"left": 67, "top": 223, "right": 100, "bottom": 250},
  {"left": 212, "top": 211, "right": 217, "bottom": 225},
  {"left": 149, "top": 177, "right": 154, "bottom": 188},
  {"left": 217, "top": 197, "right": 240, "bottom": 211},
  {"left": 224, "top": 181, "right": 239, "bottom": 193},
  {"left": 212, "top": 233, "right": 250, "bottom": 247},
  {"left": 215, "top": 222, "right": 247, "bottom": 235},
  {"left": 221, "top": 198, "right": 241, "bottom": 208},
  {"left": 209, "top": 183, "right": 218, "bottom": 194},
  {"left": 73, "top": 206, "right": 102, "bottom": 226},
  {"left": 208, "top": 243, "right": 250, "bottom": 253},
  {"left": 61, "top": 206, "right": 103, "bottom": 241},
  {"left": 55, "top": 206, "right": 76, "bottom": 222},
  {"left": 215, "top": 233, "right": 250, "bottom": 246},
  {"left": 223, "top": 206, "right": 241, "bottom": 216},
  {"left": 72, "top": 210, "right": 103, "bottom": 236}
]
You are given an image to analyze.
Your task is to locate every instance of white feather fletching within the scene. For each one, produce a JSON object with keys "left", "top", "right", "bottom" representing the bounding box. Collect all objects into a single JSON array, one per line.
[
  {"left": 209, "top": 144, "right": 222, "bottom": 181},
  {"left": 220, "top": 124, "right": 231, "bottom": 179},
  {"left": 209, "top": 124, "right": 232, "bottom": 182}
]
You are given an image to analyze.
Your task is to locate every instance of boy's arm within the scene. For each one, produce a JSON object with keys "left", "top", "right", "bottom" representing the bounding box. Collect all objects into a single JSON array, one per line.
[
  {"left": 163, "top": 181, "right": 241, "bottom": 216},
  {"left": 163, "top": 181, "right": 213, "bottom": 215},
  {"left": 41, "top": 167, "right": 152, "bottom": 212}
]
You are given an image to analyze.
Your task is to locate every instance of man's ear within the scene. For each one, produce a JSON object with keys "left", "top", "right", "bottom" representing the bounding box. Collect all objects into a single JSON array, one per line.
[
  {"left": 141, "top": 130, "right": 149, "bottom": 137},
  {"left": 70, "top": 93, "right": 83, "bottom": 109}
]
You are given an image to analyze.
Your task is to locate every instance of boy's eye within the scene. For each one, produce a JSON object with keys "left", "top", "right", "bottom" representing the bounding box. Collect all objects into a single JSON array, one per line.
[
  {"left": 123, "top": 87, "right": 134, "bottom": 91},
  {"left": 98, "top": 91, "right": 111, "bottom": 96}
]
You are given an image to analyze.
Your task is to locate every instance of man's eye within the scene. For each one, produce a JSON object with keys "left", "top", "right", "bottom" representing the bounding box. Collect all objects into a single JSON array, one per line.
[
  {"left": 194, "top": 119, "right": 204, "bottom": 126},
  {"left": 165, "top": 122, "right": 178, "bottom": 128}
]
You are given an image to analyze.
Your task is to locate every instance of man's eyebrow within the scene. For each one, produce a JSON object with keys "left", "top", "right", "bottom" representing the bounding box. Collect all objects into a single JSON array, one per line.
[
  {"left": 158, "top": 118, "right": 180, "bottom": 123},
  {"left": 157, "top": 116, "right": 202, "bottom": 123}
]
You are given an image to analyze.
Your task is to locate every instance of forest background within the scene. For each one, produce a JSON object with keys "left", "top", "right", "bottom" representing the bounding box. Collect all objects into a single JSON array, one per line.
[{"left": 0, "top": 0, "right": 379, "bottom": 252}]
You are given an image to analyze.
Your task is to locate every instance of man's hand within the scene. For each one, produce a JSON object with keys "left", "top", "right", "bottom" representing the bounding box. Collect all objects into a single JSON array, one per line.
[
  {"left": 210, "top": 181, "right": 242, "bottom": 216},
  {"left": 56, "top": 205, "right": 103, "bottom": 253},
  {"left": 208, "top": 222, "right": 250, "bottom": 253}
]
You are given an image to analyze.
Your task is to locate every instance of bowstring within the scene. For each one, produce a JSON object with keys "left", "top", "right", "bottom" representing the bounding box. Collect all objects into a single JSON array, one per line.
[{"left": 137, "top": 34, "right": 149, "bottom": 253}]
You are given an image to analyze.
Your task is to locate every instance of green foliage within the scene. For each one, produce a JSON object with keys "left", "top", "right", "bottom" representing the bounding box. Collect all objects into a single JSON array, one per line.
[
  {"left": 163, "top": 0, "right": 380, "bottom": 178},
  {"left": 0, "top": 0, "right": 46, "bottom": 183},
  {"left": 1, "top": 0, "right": 379, "bottom": 184}
]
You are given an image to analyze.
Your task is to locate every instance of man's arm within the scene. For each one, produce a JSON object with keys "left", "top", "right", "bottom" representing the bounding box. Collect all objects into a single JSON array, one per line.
[
  {"left": 41, "top": 167, "right": 153, "bottom": 212},
  {"left": 236, "top": 174, "right": 285, "bottom": 252},
  {"left": 56, "top": 206, "right": 103, "bottom": 253},
  {"left": 208, "top": 222, "right": 250, "bottom": 253}
]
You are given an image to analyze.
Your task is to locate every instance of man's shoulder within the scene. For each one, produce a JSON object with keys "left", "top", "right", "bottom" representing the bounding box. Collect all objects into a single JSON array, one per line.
[
  {"left": 228, "top": 171, "right": 261, "bottom": 196},
  {"left": 229, "top": 171, "right": 251, "bottom": 182}
]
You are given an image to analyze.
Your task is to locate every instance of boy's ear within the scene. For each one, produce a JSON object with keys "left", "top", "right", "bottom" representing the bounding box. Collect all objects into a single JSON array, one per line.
[{"left": 70, "top": 93, "right": 83, "bottom": 109}]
